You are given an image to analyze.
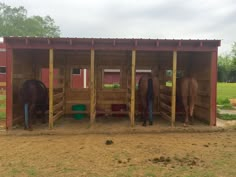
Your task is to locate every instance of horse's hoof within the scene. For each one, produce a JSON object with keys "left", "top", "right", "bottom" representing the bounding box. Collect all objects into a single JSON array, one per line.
[
  {"left": 183, "top": 123, "right": 188, "bottom": 127},
  {"left": 149, "top": 121, "right": 153, "bottom": 126},
  {"left": 28, "top": 127, "right": 33, "bottom": 131},
  {"left": 142, "top": 122, "right": 147, "bottom": 126}
]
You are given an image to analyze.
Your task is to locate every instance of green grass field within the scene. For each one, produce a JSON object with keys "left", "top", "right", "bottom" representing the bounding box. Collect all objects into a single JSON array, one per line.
[
  {"left": 217, "top": 82, "right": 236, "bottom": 120},
  {"left": 217, "top": 82, "right": 236, "bottom": 99}
]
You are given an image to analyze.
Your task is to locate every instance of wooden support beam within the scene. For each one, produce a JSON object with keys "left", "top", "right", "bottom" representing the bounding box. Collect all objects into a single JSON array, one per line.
[
  {"left": 49, "top": 49, "right": 54, "bottom": 129},
  {"left": 96, "top": 100, "right": 126, "bottom": 104},
  {"left": 160, "top": 102, "right": 171, "bottom": 113},
  {"left": 53, "top": 101, "right": 64, "bottom": 112},
  {"left": 53, "top": 111, "right": 63, "bottom": 122},
  {"left": 96, "top": 111, "right": 129, "bottom": 115},
  {"left": 210, "top": 51, "right": 217, "bottom": 126},
  {"left": 90, "top": 49, "right": 95, "bottom": 124},
  {"left": 160, "top": 93, "right": 171, "bottom": 103},
  {"left": 66, "top": 100, "right": 90, "bottom": 104},
  {"left": 6, "top": 48, "right": 13, "bottom": 129},
  {"left": 171, "top": 51, "right": 177, "bottom": 127},
  {"left": 53, "top": 92, "right": 64, "bottom": 100},
  {"left": 130, "top": 50, "right": 136, "bottom": 126},
  {"left": 69, "top": 110, "right": 89, "bottom": 114},
  {"left": 161, "top": 111, "right": 171, "bottom": 121}
]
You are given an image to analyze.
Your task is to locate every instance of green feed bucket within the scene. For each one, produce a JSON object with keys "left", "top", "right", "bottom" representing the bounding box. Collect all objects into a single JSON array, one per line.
[{"left": 72, "top": 104, "right": 86, "bottom": 120}]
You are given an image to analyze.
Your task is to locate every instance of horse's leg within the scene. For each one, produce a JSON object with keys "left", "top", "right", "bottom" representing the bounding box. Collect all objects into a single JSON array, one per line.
[
  {"left": 142, "top": 104, "right": 148, "bottom": 126},
  {"left": 140, "top": 103, "right": 144, "bottom": 122},
  {"left": 189, "top": 95, "right": 195, "bottom": 125},
  {"left": 140, "top": 97, "right": 147, "bottom": 126},
  {"left": 148, "top": 98, "right": 153, "bottom": 125},
  {"left": 182, "top": 96, "right": 189, "bottom": 126},
  {"left": 28, "top": 104, "right": 36, "bottom": 131}
]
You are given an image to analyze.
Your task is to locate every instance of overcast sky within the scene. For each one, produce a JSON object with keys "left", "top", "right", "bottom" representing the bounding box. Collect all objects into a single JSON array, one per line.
[{"left": 2, "top": 0, "right": 236, "bottom": 54}]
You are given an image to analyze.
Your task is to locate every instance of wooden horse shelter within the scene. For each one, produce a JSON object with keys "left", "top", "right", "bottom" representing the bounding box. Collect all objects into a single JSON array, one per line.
[{"left": 3, "top": 37, "right": 220, "bottom": 129}]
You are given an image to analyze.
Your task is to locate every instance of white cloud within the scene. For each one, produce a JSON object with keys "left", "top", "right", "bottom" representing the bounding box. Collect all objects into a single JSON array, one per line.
[{"left": 2, "top": 0, "right": 236, "bottom": 54}]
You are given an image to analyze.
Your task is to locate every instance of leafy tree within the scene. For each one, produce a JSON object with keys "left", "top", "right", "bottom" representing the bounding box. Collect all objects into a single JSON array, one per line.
[
  {"left": 231, "top": 42, "right": 236, "bottom": 59},
  {"left": 218, "top": 42, "right": 236, "bottom": 82},
  {"left": 0, "top": 3, "right": 60, "bottom": 37},
  {"left": 228, "top": 43, "right": 236, "bottom": 82},
  {"left": 218, "top": 54, "right": 232, "bottom": 82}
]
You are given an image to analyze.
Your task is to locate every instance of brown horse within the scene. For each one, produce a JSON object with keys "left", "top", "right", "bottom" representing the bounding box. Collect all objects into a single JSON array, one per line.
[
  {"left": 138, "top": 69, "right": 159, "bottom": 126},
  {"left": 177, "top": 77, "right": 198, "bottom": 126},
  {"left": 19, "top": 80, "right": 48, "bottom": 130}
]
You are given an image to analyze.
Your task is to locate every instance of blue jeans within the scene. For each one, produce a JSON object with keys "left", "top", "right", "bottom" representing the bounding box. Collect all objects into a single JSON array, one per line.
[{"left": 148, "top": 99, "right": 153, "bottom": 122}]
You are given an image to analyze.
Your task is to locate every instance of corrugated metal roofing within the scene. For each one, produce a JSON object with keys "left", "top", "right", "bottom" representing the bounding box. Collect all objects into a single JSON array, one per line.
[{"left": 3, "top": 37, "right": 221, "bottom": 52}]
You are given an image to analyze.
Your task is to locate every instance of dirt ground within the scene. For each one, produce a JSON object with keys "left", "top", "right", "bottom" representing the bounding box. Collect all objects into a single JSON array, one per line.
[{"left": 0, "top": 117, "right": 236, "bottom": 177}]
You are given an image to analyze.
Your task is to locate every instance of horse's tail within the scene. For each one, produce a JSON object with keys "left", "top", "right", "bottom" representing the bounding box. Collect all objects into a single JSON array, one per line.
[{"left": 147, "top": 78, "right": 154, "bottom": 101}]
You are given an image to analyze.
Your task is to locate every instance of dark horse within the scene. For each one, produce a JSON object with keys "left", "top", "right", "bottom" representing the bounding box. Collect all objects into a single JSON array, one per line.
[
  {"left": 19, "top": 79, "right": 48, "bottom": 130},
  {"left": 177, "top": 77, "right": 198, "bottom": 126},
  {"left": 138, "top": 69, "right": 159, "bottom": 126}
]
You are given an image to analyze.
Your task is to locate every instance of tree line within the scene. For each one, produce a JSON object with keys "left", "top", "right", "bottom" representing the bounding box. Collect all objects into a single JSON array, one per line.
[
  {"left": 218, "top": 42, "right": 236, "bottom": 82},
  {"left": 0, "top": 3, "right": 60, "bottom": 37}
]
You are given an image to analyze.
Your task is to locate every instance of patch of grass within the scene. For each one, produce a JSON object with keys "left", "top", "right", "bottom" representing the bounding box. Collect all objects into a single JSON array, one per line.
[
  {"left": 184, "top": 170, "right": 216, "bottom": 177},
  {"left": 217, "top": 97, "right": 230, "bottom": 105},
  {"left": 62, "top": 167, "right": 77, "bottom": 173},
  {"left": 0, "top": 95, "right": 6, "bottom": 119},
  {"left": 0, "top": 95, "right": 6, "bottom": 99},
  {"left": 217, "top": 83, "right": 236, "bottom": 110},
  {"left": 217, "top": 82, "right": 236, "bottom": 99},
  {"left": 27, "top": 167, "right": 38, "bottom": 176},
  {"left": 217, "top": 113, "right": 236, "bottom": 120},
  {"left": 144, "top": 172, "right": 157, "bottom": 177},
  {"left": 9, "top": 168, "right": 21, "bottom": 176},
  {"left": 116, "top": 166, "right": 137, "bottom": 177},
  {"left": 104, "top": 84, "right": 121, "bottom": 89},
  {"left": 217, "top": 104, "right": 235, "bottom": 110},
  {"left": 166, "top": 81, "right": 172, "bottom": 87}
]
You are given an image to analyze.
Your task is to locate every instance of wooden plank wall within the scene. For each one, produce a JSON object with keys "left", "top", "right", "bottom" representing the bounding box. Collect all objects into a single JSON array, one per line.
[
  {"left": 191, "top": 52, "right": 211, "bottom": 123},
  {"left": 95, "top": 51, "right": 129, "bottom": 115},
  {"left": 64, "top": 51, "right": 91, "bottom": 115}
]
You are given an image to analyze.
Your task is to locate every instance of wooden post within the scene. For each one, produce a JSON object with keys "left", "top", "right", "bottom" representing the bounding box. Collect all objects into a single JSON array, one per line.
[
  {"left": 210, "top": 51, "right": 217, "bottom": 126},
  {"left": 6, "top": 47, "right": 13, "bottom": 129},
  {"left": 49, "top": 49, "right": 54, "bottom": 129},
  {"left": 90, "top": 49, "right": 95, "bottom": 124},
  {"left": 130, "top": 50, "right": 136, "bottom": 126},
  {"left": 171, "top": 51, "right": 177, "bottom": 127}
]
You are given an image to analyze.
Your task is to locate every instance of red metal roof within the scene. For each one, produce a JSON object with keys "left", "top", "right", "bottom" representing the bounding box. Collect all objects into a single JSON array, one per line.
[{"left": 4, "top": 37, "right": 221, "bottom": 52}]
